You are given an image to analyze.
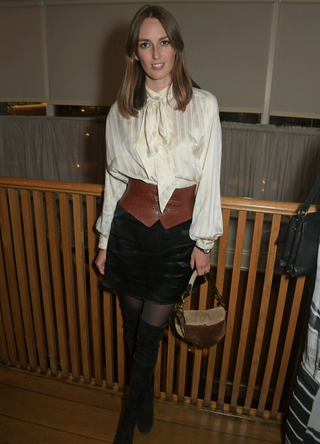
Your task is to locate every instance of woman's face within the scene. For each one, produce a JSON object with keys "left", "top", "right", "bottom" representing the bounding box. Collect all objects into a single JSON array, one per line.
[{"left": 135, "top": 18, "right": 175, "bottom": 92}]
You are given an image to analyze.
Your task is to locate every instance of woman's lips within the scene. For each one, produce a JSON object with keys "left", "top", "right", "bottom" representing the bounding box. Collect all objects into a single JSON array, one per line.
[{"left": 151, "top": 63, "right": 165, "bottom": 70}]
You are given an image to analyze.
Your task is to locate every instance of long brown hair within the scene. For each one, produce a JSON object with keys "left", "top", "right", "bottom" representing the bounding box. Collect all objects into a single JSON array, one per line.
[{"left": 117, "top": 5, "right": 193, "bottom": 118}]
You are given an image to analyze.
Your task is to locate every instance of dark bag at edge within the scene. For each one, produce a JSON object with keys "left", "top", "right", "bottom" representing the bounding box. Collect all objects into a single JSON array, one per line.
[{"left": 279, "top": 174, "right": 320, "bottom": 277}]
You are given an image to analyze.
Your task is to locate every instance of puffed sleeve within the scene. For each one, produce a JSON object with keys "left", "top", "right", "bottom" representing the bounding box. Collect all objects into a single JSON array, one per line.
[
  {"left": 189, "top": 97, "right": 223, "bottom": 249},
  {"left": 95, "top": 169, "right": 127, "bottom": 249},
  {"left": 95, "top": 107, "right": 127, "bottom": 250}
]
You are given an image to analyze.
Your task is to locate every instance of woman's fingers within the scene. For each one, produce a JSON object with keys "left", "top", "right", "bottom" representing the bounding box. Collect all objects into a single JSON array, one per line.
[
  {"left": 190, "top": 246, "right": 210, "bottom": 275},
  {"left": 95, "top": 249, "right": 107, "bottom": 275}
]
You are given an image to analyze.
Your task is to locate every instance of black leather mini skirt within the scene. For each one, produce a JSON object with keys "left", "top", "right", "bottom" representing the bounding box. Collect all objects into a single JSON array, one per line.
[{"left": 103, "top": 201, "right": 196, "bottom": 304}]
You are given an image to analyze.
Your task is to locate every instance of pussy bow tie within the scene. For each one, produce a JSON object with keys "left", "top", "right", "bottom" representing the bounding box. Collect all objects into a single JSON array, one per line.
[
  {"left": 144, "top": 86, "right": 174, "bottom": 157},
  {"left": 136, "top": 85, "right": 176, "bottom": 212}
]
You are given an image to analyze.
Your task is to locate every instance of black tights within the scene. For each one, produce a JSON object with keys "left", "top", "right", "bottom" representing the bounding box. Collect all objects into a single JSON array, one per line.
[{"left": 120, "top": 293, "right": 175, "bottom": 328}]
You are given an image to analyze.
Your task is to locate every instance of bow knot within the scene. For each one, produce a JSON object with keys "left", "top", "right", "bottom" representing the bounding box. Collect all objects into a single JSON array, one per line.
[{"left": 144, "top": 88, "right": 174, "bottom": 157}]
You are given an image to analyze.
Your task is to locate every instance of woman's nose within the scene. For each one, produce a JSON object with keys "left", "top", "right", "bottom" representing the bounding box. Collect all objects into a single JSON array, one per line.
[{"left": 153, "top": 46, "right": 160, "bottom": 59}]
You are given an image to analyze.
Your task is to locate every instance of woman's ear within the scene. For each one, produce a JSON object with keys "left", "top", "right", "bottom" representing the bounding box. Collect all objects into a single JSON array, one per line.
[{"left": 134, "top": 53, "right": 139, "bottom": 61}]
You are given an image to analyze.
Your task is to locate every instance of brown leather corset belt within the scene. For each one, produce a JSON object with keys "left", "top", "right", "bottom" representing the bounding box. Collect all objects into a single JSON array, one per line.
[{"left": 120, "top": 179, "right": 196, "bottom": 229}]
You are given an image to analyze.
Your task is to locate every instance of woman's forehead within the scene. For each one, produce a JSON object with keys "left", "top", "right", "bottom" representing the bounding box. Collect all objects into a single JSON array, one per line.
[{"left": 139, "top": 18, "right": 167, "bottom": 39}]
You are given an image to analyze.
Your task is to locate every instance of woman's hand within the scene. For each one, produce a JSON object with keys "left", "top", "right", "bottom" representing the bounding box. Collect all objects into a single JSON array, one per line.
[
  {"left": 190, "top": 246, "right": 210, "bottom": 276},
  {"left": 95, "top": 249, "right": 107, "bottom": 275}
]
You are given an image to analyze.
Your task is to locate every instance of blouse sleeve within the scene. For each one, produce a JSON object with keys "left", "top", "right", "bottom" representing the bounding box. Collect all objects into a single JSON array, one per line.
[
  {"left": 95, "top": 168, "right": 127, "bottom": 250},
  {"left": 189, "top": 101, "right": 223, "bottom": 250},
  {"left": 95, "top": 107, "right": 127, "bottom": 250}
]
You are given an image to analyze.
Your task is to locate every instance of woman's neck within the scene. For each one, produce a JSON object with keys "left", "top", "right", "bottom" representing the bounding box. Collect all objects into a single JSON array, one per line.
[{"left": 145, "top": 77, "right": 172, "bottom": 93}]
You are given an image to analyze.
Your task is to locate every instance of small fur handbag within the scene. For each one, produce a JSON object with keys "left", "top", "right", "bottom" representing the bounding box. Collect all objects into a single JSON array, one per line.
[
  {"left": 279, "top": 174, "right": 320, "bottom": 277},
  {"left": 174, "top": 270, "right": 226, "bottom": 349}
]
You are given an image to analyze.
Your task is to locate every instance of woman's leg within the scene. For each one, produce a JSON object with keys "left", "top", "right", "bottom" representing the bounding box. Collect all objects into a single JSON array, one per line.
[
  {"left": 119, "top": 293, "right": 143, "bottom": 357},
  {"left": 135, "top": 301, "right": 175, "bottom": 434},
  {"left": 141, "top": 300, "right": 176, "bottom": 326},
  {"left": 113, "top": 300, "right": 175, "bottom": 444},
  {"left": 119, "top": 294, "right": 174, "bottom": 358}
]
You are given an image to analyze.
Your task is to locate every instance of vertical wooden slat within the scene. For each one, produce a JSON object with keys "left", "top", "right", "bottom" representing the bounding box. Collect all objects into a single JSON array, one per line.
[
  {"left": 59, "top": 193, "right": 80, "bottom": 380},
  {"left": 256, "top": 273, "right": 289, "bottom": 415},
  {"left": 217, "top": 210, "right": 247, "bottom": 409},
  {"left": 243, "top": 214, "right": 281, "bottom": 414},
  {"left": 104, "top": 289, "right": 114, "bottom": 388},
  {"left": 33, "top": 190, "right": 59, "bottom": 375},
  {"left": 177, "top": 296, "right": 191, "bottom": 402},
  {"left": 216, "top": 208, "right": 231, "bottom": 292},
  {"left": 165, "top": 319, "right": 175, "bottom": 400},
  {"left": 203, "top": 209, "right": 231, "bottom": 407},
  {"left": 203, "top": 344, "right": 217, "bottom": 407},
  {"left": 20, "top": 189, "right": 48, "bottom": 373},
  {"left": 230, "top": 212, "right": 264, "bottom": 410},
  {"left": 46, "top": 192, "right": 69, "bottom": 378},
  {"left": 8, "top": 188, "right": 38, "bottom": 370},
  {"left": 116, "top": 295, "right": 126, "bottom": 391},
  {"left": 73, "top": 194, "right": 91, "bottom": 383},
  {"left": 0, "top": 300, "right": 9, "bottom": 363},
  {"left": 190, "top": 348, "right": 202, "bottom": 404},
  {"left": 86, "top": 195, "right": 103, "bottom": 385},
  {"left": 0, "top": 188, "right": 28, "bottom": 368},
  {"left": 270, "top": 276, "right": 306, "bottom": 418},
  {"left": 0, "top": 236, "right": 14, "bottom": 365},
  {"left": 190, "top": 280, "right": 209, "bottom": 404}
]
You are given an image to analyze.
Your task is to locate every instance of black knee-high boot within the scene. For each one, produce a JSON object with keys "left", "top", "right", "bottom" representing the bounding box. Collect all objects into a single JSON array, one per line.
[
  {"left": 121, "top": 304, "right": 155, "bottom": 435},
  {"left": 136, "top": 384, "right": 154, "bottom": 435},
  {"left": 113, "top": 317, "right": 166, "bottom": 444},
  {"left": 121, "top": 303, "right": 141, "bottom": 357}
]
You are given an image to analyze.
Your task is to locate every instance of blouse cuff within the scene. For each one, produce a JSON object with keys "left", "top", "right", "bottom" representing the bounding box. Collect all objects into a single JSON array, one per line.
[
  {"left": 195, "top": 239, "right": 215, "bottom": 251},
  {"left": 98, "top": 235, "right": 108, "bottom": 250}
]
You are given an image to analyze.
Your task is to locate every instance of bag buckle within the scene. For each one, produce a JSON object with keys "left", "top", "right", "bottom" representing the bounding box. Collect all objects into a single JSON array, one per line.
[{"left": 176, "top": 290, "right": 191, "bottom": 312}]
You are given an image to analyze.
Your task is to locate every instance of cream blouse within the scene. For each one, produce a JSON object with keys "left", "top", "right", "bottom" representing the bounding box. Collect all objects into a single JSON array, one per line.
[{"left": 96, "top": 84, "right": 223, "bottom": 251}]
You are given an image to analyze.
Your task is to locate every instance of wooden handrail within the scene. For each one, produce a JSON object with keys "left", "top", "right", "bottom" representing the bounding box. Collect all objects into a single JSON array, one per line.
[
  {"left": 1, "top": 176, "right": 319, "bottom": 215},
  {"left": 0, "top": 177, "right": 103, "bottom": 196},
  {"left": 221, "top": 196, "right": 319, "bottom": 215}
]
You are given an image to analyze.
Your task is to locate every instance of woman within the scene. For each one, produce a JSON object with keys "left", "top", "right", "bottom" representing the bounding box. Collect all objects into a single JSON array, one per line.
[{"left": 95, "top": 5, "right": 222, "bottom": 444}]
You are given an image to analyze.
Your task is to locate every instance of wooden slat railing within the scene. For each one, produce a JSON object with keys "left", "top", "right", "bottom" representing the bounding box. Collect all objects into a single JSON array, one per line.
[{"left": 0, "top": 177, "right": 315, "bottom": 423}]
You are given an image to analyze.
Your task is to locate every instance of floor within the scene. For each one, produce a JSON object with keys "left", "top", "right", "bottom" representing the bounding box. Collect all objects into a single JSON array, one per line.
[{"left": 0, "top": 364, "right": 284, "bottom": 444}]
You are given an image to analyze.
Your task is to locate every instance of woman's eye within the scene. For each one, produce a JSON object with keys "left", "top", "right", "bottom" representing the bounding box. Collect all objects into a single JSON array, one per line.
[
  {"left": 140, "top": 42, "right": 149, "bottom": 48},
  {"left": 161, "top": 40, "right": 170, "bottom": 46}
]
